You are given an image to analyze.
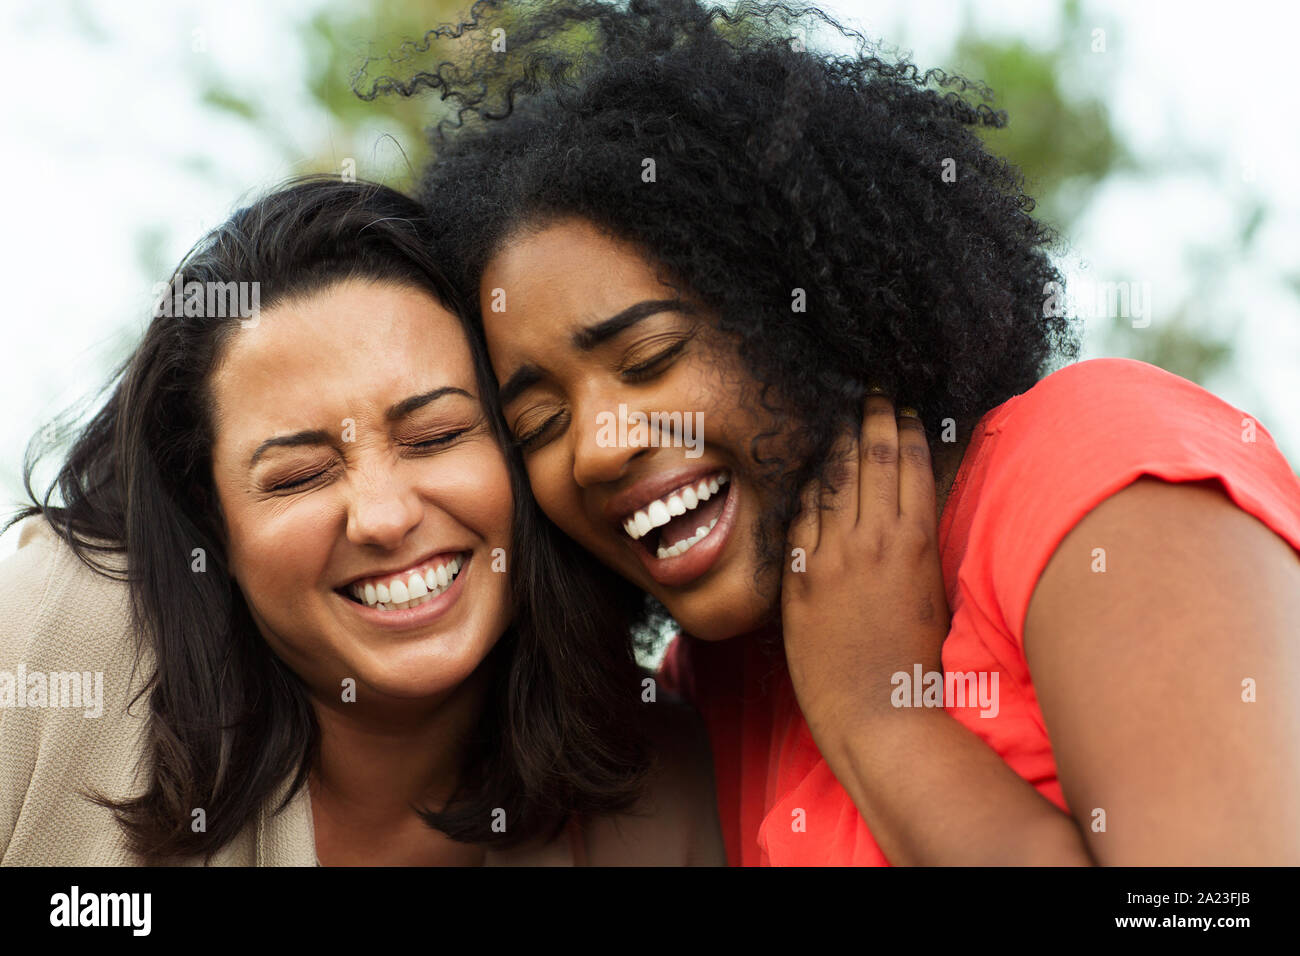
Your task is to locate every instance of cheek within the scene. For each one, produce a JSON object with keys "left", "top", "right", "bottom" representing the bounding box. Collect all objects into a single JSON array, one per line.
[
  {"left": 454, "top": 452, "right": 515, "bottom": 628},
  {"left": 222, "top": 492, "right": 339, "bottom": 612},
  {"left": 436, "top": 445, "right": 515, "bottom": 542},
  {"left": 523, "top": 452, "right": 588, "bottom": 537},
  {"left": 523, "top": 452, "right": 560, "bottom": 509}
]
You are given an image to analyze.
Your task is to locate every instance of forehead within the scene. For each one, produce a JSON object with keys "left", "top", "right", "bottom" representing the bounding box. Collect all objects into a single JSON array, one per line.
[
  {"left": 210, "top": 280, "right": 473, "bottom": 435},
  {"left": 481, "top": 219, "right": 679, "bottom": 339}
]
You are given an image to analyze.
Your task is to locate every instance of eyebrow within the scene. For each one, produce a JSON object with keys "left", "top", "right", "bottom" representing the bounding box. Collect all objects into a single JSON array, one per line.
[
  {"left": 498, "top": 299, "right": 697, "bottom": 408},
  {"left": 498, "top": 364, "right": 543, "bottom": 409},
  {"left": 571, "top": 298, "right": 697, "bottom": 351},
  {"left": 248, "top": 387, "right": 472, "bottom": 466},
  {"left": 384, "top": 386, "right": 473, "bottom": 422},
  {"left": 249, "top": 429, "right": 333, "bottom": 467}
]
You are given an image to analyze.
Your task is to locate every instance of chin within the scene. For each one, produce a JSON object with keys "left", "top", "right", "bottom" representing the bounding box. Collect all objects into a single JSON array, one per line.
[
  {"left": 669, "top": 591, "right": 771, "bottom": 642},
  {"left": 360, "top": 658, "right": 479, "bottom": 701},
  {"left": 671, "top": 559, "right": 783, "bottom": 640},
  {"left": 354, "top": 631, "right": 498, "bottom": 701}
]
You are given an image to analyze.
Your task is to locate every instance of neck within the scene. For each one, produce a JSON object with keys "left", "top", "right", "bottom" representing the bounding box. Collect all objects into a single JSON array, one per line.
[
  {"left": 933, "top": 436, "right": 970, "bottom": 519},
  {"left": 308, "top": 663, "right": 492, "bottom": 827}
]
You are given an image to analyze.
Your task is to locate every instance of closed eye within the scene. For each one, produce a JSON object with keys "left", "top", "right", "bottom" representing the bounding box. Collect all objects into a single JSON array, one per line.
[
  {"left": 514, "top": 410, "right": 568, "bottom": 452},
  {"left": 269, "top": 466, "right": 333, "bottom": 493},
  {"left": 619, "top": 335, "right": 691, "bottom": 383},
  {"left": 406, "top": 428, "right": 470, "bottom": 450},
  {"left": 266, "top": 427, "right": 474, "bottom": 491}
]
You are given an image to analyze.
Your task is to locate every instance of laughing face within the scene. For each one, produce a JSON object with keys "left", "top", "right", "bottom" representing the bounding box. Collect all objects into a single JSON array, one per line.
[
  {"left": 209, "top": 279, "right": 513, "bottom": 705},
  {"left": 481, "top": 217, "right": 788, "bottom": 640}
]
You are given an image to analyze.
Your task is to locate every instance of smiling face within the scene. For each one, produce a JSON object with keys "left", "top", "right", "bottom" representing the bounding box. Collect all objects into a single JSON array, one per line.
[
  {"left": 208, "top": 279, "right": 513, "bottom": 705},
  {"left": 481, "top": 217, "right": 788, "bottom": 640}
]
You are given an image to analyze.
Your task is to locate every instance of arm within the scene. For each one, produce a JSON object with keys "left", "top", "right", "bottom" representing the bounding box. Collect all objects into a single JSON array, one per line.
[
  {"left": 1023, "top": 477, "right": 1300, "bottom": 864},
  {"left": 783, "top": 402, "right": 1300, "bottom": 864},
  {"left": 783, "top": 396, "right": 1093, "bottom": 864}
]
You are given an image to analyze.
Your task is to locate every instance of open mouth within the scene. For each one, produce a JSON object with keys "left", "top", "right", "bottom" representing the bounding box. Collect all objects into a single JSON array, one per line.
[
  {"left": 620, "top": 471, "right": 730, "bottom": 560},
  {"left": 339, "top": 552, "right": 470, "bottom": 612}
]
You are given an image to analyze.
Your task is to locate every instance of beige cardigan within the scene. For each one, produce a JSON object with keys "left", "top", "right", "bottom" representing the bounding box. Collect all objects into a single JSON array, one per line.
[{"left": 0, "top": 519, "right": 725, "bottom": 866}]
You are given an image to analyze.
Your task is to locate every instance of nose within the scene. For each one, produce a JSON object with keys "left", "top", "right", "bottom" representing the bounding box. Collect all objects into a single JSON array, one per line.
[
  {"left": 345, "top": 462, "right": 424, "bottom": 551},
  {"left": 571, "top": 396, "right": 647, "bottom": 489}
]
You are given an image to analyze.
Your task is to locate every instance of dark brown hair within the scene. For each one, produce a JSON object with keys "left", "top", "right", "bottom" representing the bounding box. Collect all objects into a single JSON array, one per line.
[{"left": 11, "top": 176, "right": 652, "bottom": 860}]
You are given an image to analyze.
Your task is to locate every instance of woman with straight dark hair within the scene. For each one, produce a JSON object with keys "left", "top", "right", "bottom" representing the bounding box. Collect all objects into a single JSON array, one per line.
[{"left": 0, "top": 176, "right": 723, "bottom": 865}]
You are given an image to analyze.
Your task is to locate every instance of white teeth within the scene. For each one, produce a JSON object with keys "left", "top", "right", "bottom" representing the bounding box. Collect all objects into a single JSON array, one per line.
[
  {"left": 647, "top": 500, "right": 672, "bottom": 528},
  {"left": 654, "top": 515, "right": 720, "bottom": 559},
  {"left": 353, "top": 554, "right": 468, "bottom": 611},
  {"left": 622, "top": 472, "right": 730, "bottom": 540}
]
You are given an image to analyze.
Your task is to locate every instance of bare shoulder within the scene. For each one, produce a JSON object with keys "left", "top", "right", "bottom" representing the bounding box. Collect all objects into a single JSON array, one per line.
[
  {"left": 1025, "top": 477, "right": 1300, "bottom": 863},
  {"left": 580, "top": 692, "right": 727, "bottom": 866},
  {"left": 1026, "top": 476, "right": 1300, "bottom": 661}
]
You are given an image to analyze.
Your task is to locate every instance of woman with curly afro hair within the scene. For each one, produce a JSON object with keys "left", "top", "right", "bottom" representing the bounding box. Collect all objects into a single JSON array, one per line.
[{"left": 397, "top": 0, "right": 1300, "bottom": 864}]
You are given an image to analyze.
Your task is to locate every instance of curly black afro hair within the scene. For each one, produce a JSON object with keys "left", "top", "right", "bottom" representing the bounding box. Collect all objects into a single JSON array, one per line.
[{"left": 371, "top": 0, "right": 1078, "bottom": 562}]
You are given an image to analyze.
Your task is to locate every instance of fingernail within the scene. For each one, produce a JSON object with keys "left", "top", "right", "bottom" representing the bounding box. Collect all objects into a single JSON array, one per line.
[
  {"left": 898, "top": 407, "right": 920, "bottom": 418},
  {"left": 867, "top": 384, "right": 886, "bottom": 395}
]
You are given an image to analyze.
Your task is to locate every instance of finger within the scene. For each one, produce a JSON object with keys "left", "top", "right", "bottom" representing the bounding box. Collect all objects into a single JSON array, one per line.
[
  {"left": 859, "top": 393, "right": 900, "bottom": 524},
  {"left": 787, "top": 475, "right": 822, "bottom": 557},
  {"left": 819, "top": 426, "right": 860, "bottom": 542},
  {"left": 896, "top": 408, "right": 937, "bottom": 523}
]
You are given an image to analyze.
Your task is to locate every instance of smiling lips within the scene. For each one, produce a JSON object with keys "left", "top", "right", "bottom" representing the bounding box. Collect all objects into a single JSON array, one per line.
[
  {"left": 620, "top": 470, "right": 730, "bottom": 560},
  {"left": 345, "top": 553, "right": 467, "bottom": 611}
]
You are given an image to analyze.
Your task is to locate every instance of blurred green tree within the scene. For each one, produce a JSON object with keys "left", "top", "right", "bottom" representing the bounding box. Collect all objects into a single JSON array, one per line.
[
  {"left": 944, "top": 0, "right": 1245, "bottom": 385},
  {"left": 201, "top": 0, "right": 1253, "bottom": 387}
]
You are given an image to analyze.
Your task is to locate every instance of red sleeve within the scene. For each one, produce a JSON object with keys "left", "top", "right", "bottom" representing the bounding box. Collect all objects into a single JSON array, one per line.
[{"left": 967, "top": 358, "right": 1300, "bottom": 648}]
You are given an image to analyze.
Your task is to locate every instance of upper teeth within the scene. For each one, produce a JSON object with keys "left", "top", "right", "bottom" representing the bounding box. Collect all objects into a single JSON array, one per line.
[
  {"left": 622, "top": 472, "right": 729, "bottom": 541},
  {"left": 349, "top": 555, "right": 465, "bottom": 611}
]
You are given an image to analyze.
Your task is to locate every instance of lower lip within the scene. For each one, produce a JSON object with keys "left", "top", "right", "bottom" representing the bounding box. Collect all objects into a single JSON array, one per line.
[
  {"left": 339, "top": 555, "right": 471, "bottom": 631},
  {"left": 628, "top": 480, "right": 739, "bottom": 588}
]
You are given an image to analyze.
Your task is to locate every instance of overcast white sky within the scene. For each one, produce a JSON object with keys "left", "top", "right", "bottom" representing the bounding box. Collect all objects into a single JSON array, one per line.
[{"left": 1, "top": 0, "right": 1296, "bottom": 556}]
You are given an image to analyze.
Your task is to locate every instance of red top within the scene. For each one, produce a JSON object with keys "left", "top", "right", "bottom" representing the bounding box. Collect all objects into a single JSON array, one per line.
[{"left": 660, "top": 358, "right": 1300, "bottom": 866}]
